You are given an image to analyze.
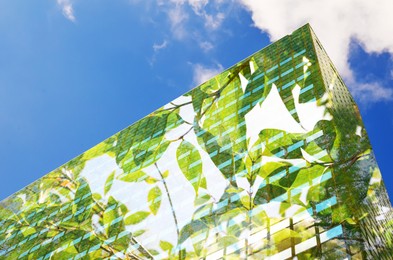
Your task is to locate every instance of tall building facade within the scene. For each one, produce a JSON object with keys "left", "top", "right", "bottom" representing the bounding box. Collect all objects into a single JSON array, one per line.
[{"left": 0, "top": 24, "right": 392, "bottom": 259}]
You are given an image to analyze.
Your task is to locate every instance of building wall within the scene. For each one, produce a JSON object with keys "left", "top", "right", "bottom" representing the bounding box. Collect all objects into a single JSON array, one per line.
[{"left": 0, "top": 24, "right": 391, "bottom": 259}]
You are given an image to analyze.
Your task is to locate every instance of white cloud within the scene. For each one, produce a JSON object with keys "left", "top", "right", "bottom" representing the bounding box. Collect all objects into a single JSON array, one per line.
[
  {"left": 238, "top": 0, "right": 393, "bottom": 103},
  {"left": 153, "top": 40, "right": 169, "bottom": 52},
  {"left": 157, "top": 0, "right": 228, "bottom": 40},
  {"left": 192, "top": 63, "right": 224, "bottom": 86},
  {"left": 57, "top": 0, "right": 76, "bottom": 22},
  {"left": 167, "top": 4, "right": 189, "bottom": 39},
  {"left": 150, "top": 40, "right": 169, "bottom": 65},
  {"left": 350, "top": 82, "right": 393, "bottom": 104},
  {"left": 199, "top": 41, "right": 214, "bottom": 52},
  {"left": 203, "top": 12, "right": 225, "bottom": 30},
  {"left": 187, "top": 0, "right": 225, "bottom": 30},
  {"left": 188, "top": 0, "right": 209, "bottom": 15}
]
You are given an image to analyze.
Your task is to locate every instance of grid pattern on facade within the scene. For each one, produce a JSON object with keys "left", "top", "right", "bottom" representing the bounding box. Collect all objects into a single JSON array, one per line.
[{"left": 0, "top": 24, "right": 392, "bottom": 260}]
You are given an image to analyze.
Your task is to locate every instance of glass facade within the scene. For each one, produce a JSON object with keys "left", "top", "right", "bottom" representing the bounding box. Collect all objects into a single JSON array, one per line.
[{"left": 0, "top": 24, "right": 392, "bottom": 259}]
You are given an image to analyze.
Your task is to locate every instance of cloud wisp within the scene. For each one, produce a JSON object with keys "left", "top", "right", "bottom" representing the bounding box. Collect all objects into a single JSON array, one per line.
[
  {"left": 199, "top": 41, "right": 214, "bottom": 52},
  {"left": 151, "top": 0, "right": 232, "bottom": 49},
  {"left": 192, "top": 63, "right": 224, "bottom": 87},
  {"left": 238, "top": 0, "right": 393, "bottom": 104},
  {"left": 153, "top": 40, "right": 169, "bottom": 52},
  {"left": 351, "top": 82, "right": 393, "bottom": 104},
  {"left": 57, "top": 0, "right": 76, "bottom": 22},
  {"left": 167, "top": 3, "right": 189, "bottom": 40}
]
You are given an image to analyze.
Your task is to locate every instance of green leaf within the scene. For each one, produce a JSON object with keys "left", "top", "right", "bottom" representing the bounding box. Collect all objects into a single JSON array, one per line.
[
  {"left": 307, "top": 185, "right": 327, "bottom": 203},
  {"left": 177, "top": 140, "right": 203, "bottom": 194},
  {"left": 345, "top": 217, "right": 356, "bottom": 225},
  {"left": 332, "top": 205, "right": 350, "bottom": 224},
  {"left": 103, "top": 196, "right": 125, "bottom": 238},
  {"left": 257, "top": 161, "right": 289, "bottom": 180},
  {"left": 72, "top": 230, "right": 101, "bottom": 254},
  {"left": 112, "top": 231, "right": 132, "bottom": 252},
  {"left": 47, "top": 230, "right": 58, "bottom": 237},
  {"left": 218, "top": 236, "right": 238, "bottom": 248},
  {"left": 179, "top": 220, "right": 208, "bottom": 244},
  {"left": 240, "top": 194, "right": 252, "bottom": 210},
  {"left": 104, "top": 171, "right": 115, "bottom": 195},
  {"left": 59, "top": 221, "right": 80, "bottom": 230},
  {"left": 195, "top": 193, "right": 211, "bottom": 206},
  {"left": 148, "top": 249, "right": 160, "bottom": 256},
  {"left": 73, "top": 178, "right": 93, "bottom": 223},
  {"left": 148, "top": 186, "right": 162, "bottom": 215},
  {"left": 103, "top": 205, "right": 116, "bottom": 230},
  {"left": 191, "top": 86, "right": 211, "bottom": 117},
  {"left": 201, "top": 70, "right": 247, "bottom": 155},
  {"left": 92, "top": 193, "right": 102, "bottom": 201},
  {"left": 113, "top": 113, "right": 177, "bottom": 164},
  {"left": 54, "top": 244, "right": 79, "bottom": 259},
  {"left": 254, "top": 184, "right": 286, "bottom": 205},
  {"left": 273, "top": 228, "right": 302, "bottom": 245},
  {"left": 145, "top": 176, "right": 158, "bottom": 184},
  {"left": 0, "top": 206, "right": 17, "bottom": 221},
  {"left": 160, "top": 240, "right": 174, "bottom": 251},
  {"left": 124, "top": 211, "right": 150, "bottom": 225},
  {"left": 118, "top": 201, "right": 129, "bottom": 216},
  {"left": 194, "top": 122, "right": 242, "bottom": 180},
  {"left": 21, "top": 226, "right": 36, "bottom": 237},
  {"left": 116, "top": 113, "right": 174, "bottom": 174},
  {"left": 133, "top": 229, "right": 146, "bottom": 237},
  {"left": 162, "top": 170, "right": 169, "bottom": 179},
  {"left": 219, "top": 208, "right": 245, "bottom": 222},
  {"left": 117, "top": 171, "right": 147, "bottom": 183},
  {"left": 81, "top": 141, "right": 114, "bottom": 162}
]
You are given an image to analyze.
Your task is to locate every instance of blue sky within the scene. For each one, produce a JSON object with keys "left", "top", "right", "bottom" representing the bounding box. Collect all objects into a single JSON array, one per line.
[{"left": 0, "top": 0, "right": 392, "bottom": 200}]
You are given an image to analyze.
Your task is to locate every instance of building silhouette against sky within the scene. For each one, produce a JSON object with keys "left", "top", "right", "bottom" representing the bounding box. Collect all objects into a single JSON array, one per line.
[{"left": 0, "top": 24, "right": 392, "bottom": 259}]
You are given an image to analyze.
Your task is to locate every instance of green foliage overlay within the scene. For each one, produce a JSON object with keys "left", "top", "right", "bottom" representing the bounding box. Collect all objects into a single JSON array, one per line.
[{"left": 0, "top": 24, "right": 392, "bottom": 260}]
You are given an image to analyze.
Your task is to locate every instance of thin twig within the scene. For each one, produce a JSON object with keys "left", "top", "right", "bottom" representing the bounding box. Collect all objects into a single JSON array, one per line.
[
  {"left": 168, "top": 126, "right": 194, "bottom": 142},
  {"left": 155, "top": 163, "right": 180, "bottom": 238},
  {"left": 59, "top": 170, "right": 154, "bottom": 259}
]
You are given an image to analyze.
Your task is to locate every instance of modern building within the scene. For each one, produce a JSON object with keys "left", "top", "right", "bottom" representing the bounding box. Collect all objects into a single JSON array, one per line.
[{"left": 0, "top": 24, "right": 392, "bottom": 259}]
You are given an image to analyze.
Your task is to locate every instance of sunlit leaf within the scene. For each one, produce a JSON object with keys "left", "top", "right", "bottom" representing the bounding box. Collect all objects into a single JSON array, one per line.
[
  {"left": 0, "top": 207, "right": 17, "bottom": 221},
  {"left": 179, "top": 220, "right": 208, "bottom": 244},
  {"left": 72, "top": 230, "right": 101, "bottom": 254},
  {"left": 177, "top": 140, "right": 203, "bottom": 194},
  {"left": 92, "top": 193, "right": 102, "bottom": 201},
  {"left": 118, "top": 201, "right": 129, "bottom": 216},
  {"left": 195, "top": 193, "right": 211, "bottom": 206},
  {"left": 148, "top": 249, "right": 160, "bottom": 256},
  {"left": 162, "top": 170, "right": 169, "bottom": 179},
  {"left": 133, "top": 229, "right": 146, "bottom": 237},
  {"left": 219, "top": 208, "right": 245, "bottom": 222},
  {"left": 73, "top": 178, "right": 93, "bottom": 223},
  {"left": 272, "top": 228, "right": 302, "bottom": 249},
  {"left": 114, "top": 112, "right": 177, "bottom": 173},
  {"left": 254, "top": 184, "right": 286, "bottom": 205},
  {"left": 218, "top": 236, "right": 238, "bottom": 248},
  {"left": 117, "top": 171, "right": 147, "bottom": 183},
  {"left": 201, "top": 64, "right": 248, "bottom": 156},
  {"left": 148, "top": 186, "right": 162, "bottom": 215},
  {"left": 104, "top": 171, "right": 115, "bottom": 195},
  {"left": 159, "top": 240, "right": 173, "bottom": 251},
  {"left": 113, "top": 230, "right": 132, "bottom": 252},
  {"left": 103, "top": 196, "right": 125, "bottom": 238},
  {"left": 124, "top": 211, "right": 150, "bottom": 225},
  {"left": 21, "top": 227, "right": 36, "bottom": 237},
  {"left": 345, "top": 217, "right": 356, "bottom": 225},
  {"left": 240, "top": 194, "right": 252, "bottom": 210},
  {"left": 145, "top": 176, "right": 159, "bottom": 184},
  {"left": 81, "top": 140, "right": 114, "bottom": 162}
]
